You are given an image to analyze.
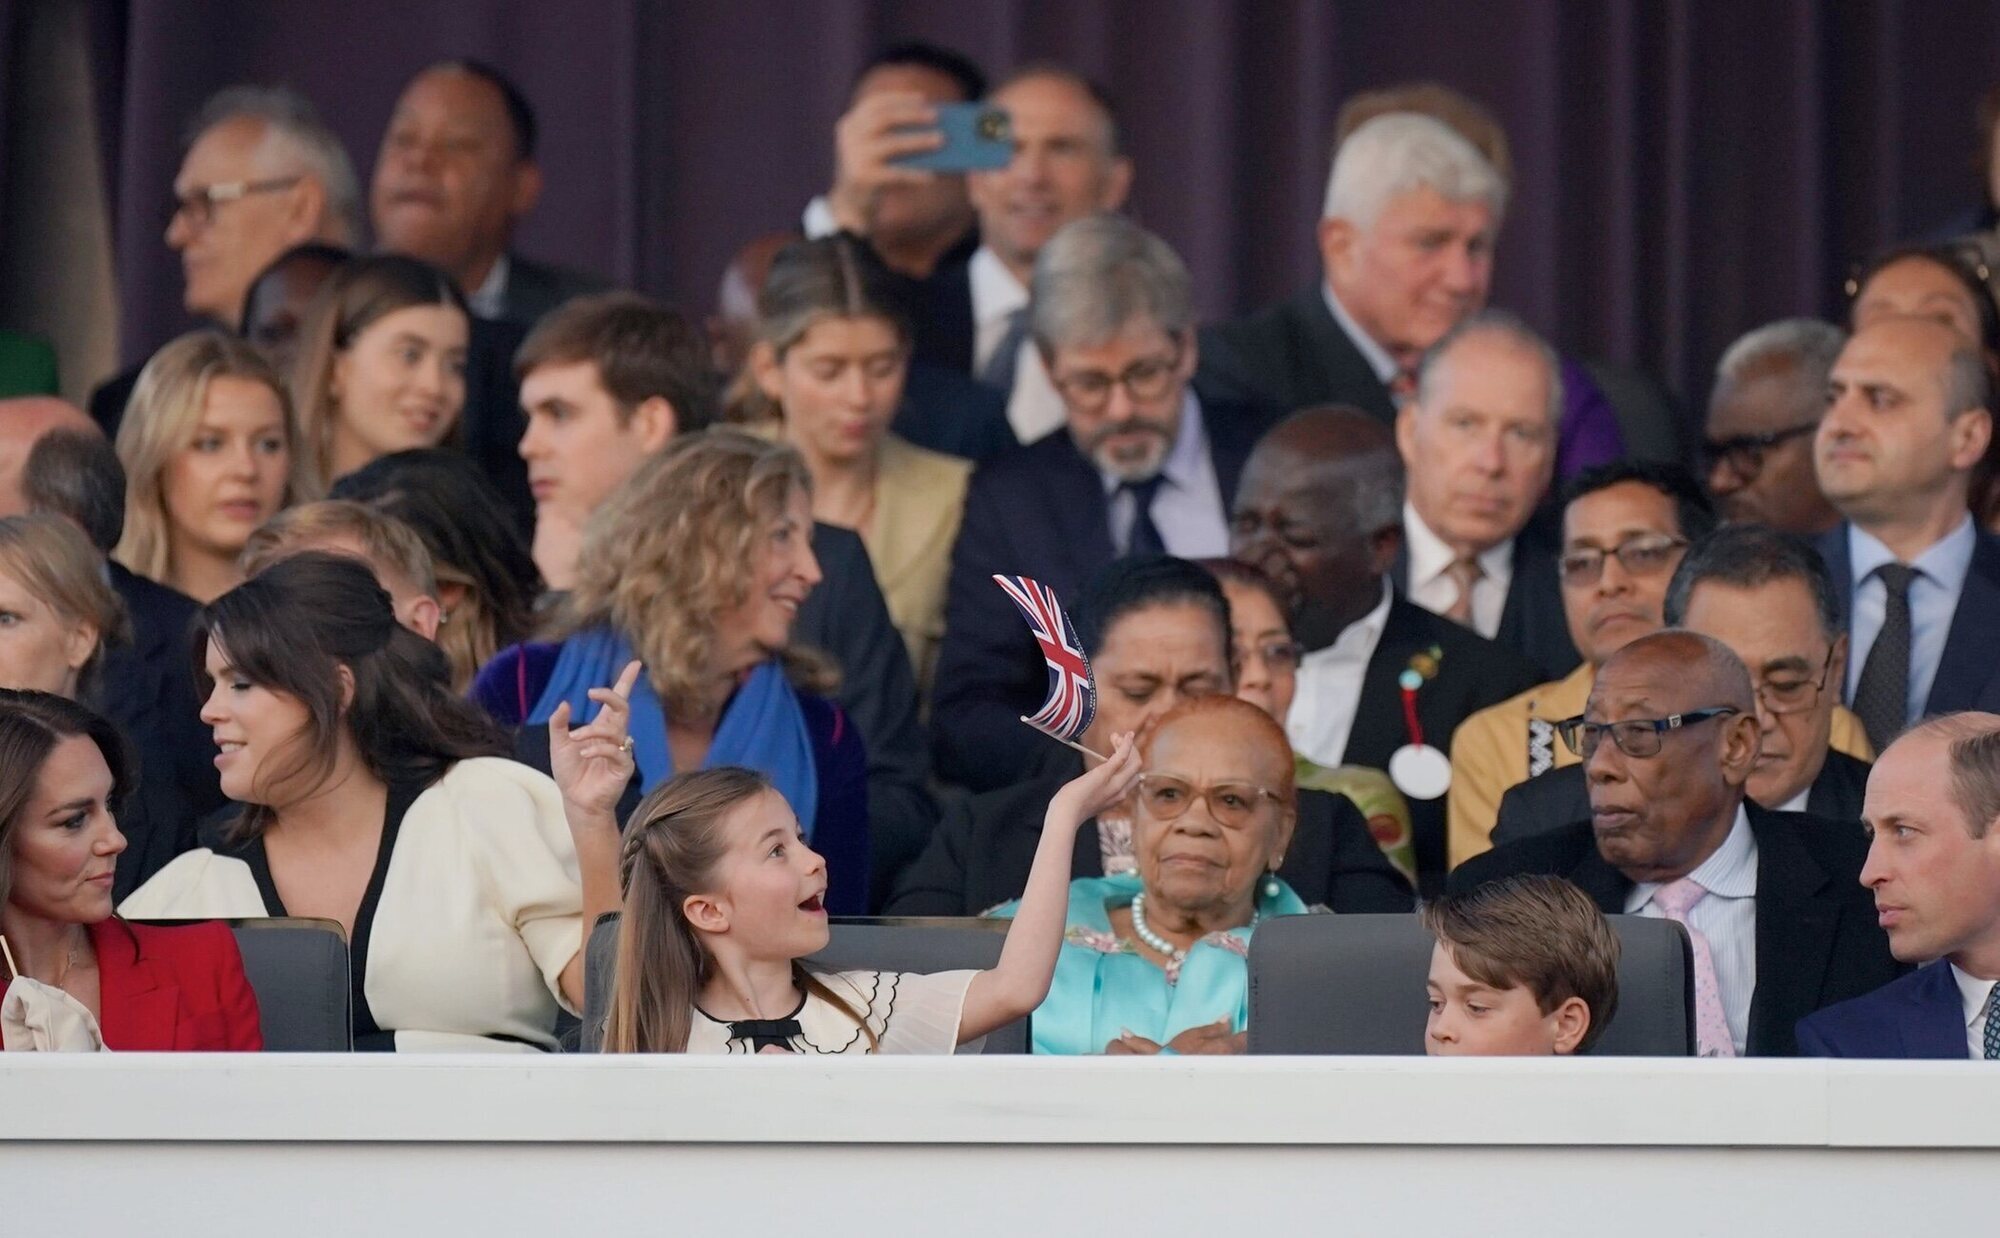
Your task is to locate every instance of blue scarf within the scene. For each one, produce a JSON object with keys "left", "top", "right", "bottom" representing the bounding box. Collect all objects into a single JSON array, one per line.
[{"left": 527, "top": 628, "right": 820, "bottom": 836}]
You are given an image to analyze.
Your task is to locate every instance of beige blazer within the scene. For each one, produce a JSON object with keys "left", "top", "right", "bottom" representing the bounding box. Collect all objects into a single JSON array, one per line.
[{"left": 864, "top": 435, "right": 971, "bottom": 696}]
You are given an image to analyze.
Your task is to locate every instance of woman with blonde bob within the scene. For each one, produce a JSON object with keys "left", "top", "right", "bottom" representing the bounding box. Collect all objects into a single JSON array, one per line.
[
  {"left": 544, "top": 678, "right": 1139, "bottom": 1053},
  {"left": 289, "top": 254, "right": 470, "bottom": 496},
  {"left": 114, "top": 331, "right": 293, "bottom": 602},
  {"left": 475, "top": 428, "right": 874, "bottom": 913}
]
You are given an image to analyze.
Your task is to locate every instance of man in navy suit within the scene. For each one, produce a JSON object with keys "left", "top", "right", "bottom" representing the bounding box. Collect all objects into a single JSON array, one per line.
[
  {"left": 933, "top": 215, "right": 1268, "bottom": 791},
  {"left": 1797, "top": 713, "right": 2000, "bottom": 1058},
  {"left": 1816, "top": 316, "right": 1999, "bottom": 753},
  {"left": 1391, "top": 310, "right": 1577, "bottom": 679}
]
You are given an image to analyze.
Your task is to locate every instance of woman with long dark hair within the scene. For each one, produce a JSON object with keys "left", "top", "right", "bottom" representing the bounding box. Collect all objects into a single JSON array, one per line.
[{"left": 122, "top": 553, "right": 604, "bottom": 1051}]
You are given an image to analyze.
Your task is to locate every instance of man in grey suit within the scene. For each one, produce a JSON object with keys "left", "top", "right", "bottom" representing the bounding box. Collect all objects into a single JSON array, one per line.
[{"left": 370, "top": 59, "right": 606, "bottom": 327}]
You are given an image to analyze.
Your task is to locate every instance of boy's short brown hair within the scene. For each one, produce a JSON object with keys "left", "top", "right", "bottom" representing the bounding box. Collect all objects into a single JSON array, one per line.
[
  {"left": 512, "top": 291, "right": 717, "bottom": 432},
  {"left": 1421, "top": 875, "right": 1621, "bottom": 1053}
]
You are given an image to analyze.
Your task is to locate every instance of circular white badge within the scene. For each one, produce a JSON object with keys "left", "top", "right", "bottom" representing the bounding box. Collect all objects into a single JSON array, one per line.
[{"left": 1388, "top": 743, "right": 1453, "bottom": 801}]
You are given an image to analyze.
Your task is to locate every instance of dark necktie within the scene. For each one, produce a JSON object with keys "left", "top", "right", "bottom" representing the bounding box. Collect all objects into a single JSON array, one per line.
[
  {"left": 979, "top": 308, "right": 1029, "bottom": 393},
  {"left": 1983, "top": 987, "right": 1998, "bottom": 1060},
  {"left": 728, "top": 1017, "right": 804, "bottom": 1053},
  {"left": 1120, "top": 475, "right": 1167, "bottom": 558},
  {"left": 1852, "top": 562, "right": 1916, "bottom": 752}
]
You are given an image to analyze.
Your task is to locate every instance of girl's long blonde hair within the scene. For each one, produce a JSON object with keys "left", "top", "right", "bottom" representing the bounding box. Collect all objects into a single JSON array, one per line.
[
  {"left": 603, "top": 768, "right": 872, "bottom": 1054},
  {"left": 113, "top": 331, "right": 293, "bottom": 585}
]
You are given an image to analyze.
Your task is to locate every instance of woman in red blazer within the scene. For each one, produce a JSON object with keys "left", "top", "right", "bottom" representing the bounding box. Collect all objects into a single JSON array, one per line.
[{"left": 0, "top": 691, "right": 260, "bottom": 1051}]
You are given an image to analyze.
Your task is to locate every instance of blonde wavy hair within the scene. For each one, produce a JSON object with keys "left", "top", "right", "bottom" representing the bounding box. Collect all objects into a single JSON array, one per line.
[
  {"left": 113, "top": 331, "right": 294, "bottom": 585},
  {"left": 548, "top": 428, "right": 831, "bottom": 718}
]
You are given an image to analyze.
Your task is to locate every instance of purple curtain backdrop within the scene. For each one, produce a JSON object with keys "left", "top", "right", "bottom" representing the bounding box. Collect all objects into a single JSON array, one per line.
[{"left": 72, "top": 0, "right": 2000, "bottom": 408}]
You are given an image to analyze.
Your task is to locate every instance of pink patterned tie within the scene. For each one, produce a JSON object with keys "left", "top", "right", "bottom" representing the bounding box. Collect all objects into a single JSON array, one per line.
[{"left": 1652, "top": 877, "right": 1737, "bottom": 1058}]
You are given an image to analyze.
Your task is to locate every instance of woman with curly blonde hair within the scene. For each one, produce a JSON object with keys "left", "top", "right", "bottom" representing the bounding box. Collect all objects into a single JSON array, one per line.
[
  {"left": 473, "top": 428, "right": 872, "bottom": 913},
  {"left": 114, "top": 331, "right": 293, "bottom": 602}
]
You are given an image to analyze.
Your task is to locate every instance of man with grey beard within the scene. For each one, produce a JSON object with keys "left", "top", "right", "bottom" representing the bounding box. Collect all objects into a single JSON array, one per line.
[{"left": 932, "top": 214, "right": 1274, "bottom": 790}]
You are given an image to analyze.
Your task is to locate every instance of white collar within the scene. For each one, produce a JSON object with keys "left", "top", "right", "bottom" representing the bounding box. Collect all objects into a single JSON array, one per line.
[
  {"left": 1950, "top": 962, "right": 2000, "bottom": 1029},
  {"left": 1630, "top": 804, "right": 1759, "bottom": 908},
  {"left": 1321, "top": 282, "right": 1399, "bottom": 384},
  {"left": 1846, "top": 512, "right": 1977, "bottom": 594},
  {"left": 1401, "top": 500, "right": 1515, "bottom": 589},
  {"left": 466, "top": 253, "right": 511, "bottom": 320},
  {"left": 1300, "top": 577, "right": 1394, "bottom": 666},
  {"left": 970, "top": 245, "right": 1028, "bottom": 326}
]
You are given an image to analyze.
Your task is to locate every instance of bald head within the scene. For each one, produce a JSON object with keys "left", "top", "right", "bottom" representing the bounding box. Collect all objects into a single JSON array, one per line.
[
  {"left": 0, "top": 399, "right": 100, "bottom": 516},
  {"left": 1596, "top": 629, "right": 1755, "bottom": 717}
]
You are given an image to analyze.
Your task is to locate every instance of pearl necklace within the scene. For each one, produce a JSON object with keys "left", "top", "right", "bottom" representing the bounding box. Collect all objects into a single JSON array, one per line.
[{"left": 1128, "top": 891, "right": 1259, "bottom": 964}]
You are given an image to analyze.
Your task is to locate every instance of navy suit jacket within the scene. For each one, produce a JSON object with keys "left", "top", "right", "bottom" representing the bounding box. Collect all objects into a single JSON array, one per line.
[
  {"left": 1817, "top": 522, "right": 2000, "bottom": 716},
  {"left": 1391, "top": 523, "right": 1580, "bottom": 681},
  {"left": 1196, "top": 287, "right": 1396, "bottom": 425},
  {"left": 1796, "top": 960, "right": 1971, "bottom": 1058},
  {"left": 930, "top": 399, "right": 1271, "bottom": 791},
  {"left": 496, "top": 253, "right": 610, "bottom": 328},
  {"left": 1451, "top": 803, "right": 1906, "bottom": 1056}
]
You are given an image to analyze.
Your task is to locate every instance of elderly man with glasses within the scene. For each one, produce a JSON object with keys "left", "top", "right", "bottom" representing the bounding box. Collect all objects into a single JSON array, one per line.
[
  {"left": 1451, "top": 630, "right": 1902, "bottom": 1056},
  {"left": 1702, "top": 319, "right": 1847, "bottom": 537},
  {"left": 1490, "top": 525, "right": 1879, "bottom": 848},
  {"left": 932, "top": 214, "right": 1273, "bottom": 791},
  {"left": 1447, "top": 462, "right": 1717, "bottom": 867}
]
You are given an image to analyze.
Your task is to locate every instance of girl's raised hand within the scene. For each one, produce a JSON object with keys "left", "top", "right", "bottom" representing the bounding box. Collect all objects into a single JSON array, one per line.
[
  {"left": 549, "top": 659, "right": 643, "bottom": 823},
  {"left": 1049, "top": 731, "right": 1141, "bottom": 827}
]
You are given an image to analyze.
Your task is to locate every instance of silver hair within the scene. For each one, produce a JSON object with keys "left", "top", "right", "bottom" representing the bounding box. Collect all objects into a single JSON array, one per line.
[
  {"left": 1715, "top": 318, "right": 1846, "bottom": 388},
  {"left": 1414, "top": 308, "right": 1564, "bottom": 428},
  {"left": 1323, "top": 112, "right": 1508, "bottom": 229},
  {"left": 1029, "top": 214, "right": 1194, "bottom": 356},
  {"left": 187, "top": 85, "right": 361, "bottom": 245}
]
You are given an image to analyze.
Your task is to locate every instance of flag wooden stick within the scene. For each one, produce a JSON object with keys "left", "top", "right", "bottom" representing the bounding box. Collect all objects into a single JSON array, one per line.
[{"left": 1019, "top": 715, "right": 1111, "bottom": 764}]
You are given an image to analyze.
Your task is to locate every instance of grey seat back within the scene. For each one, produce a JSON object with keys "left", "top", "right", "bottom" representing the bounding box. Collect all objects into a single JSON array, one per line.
[
  {"left": 127, "top": 916, "right": 351, "bottom": 1051},
  {"left": 1247, "top": 913, "right": 1693, "bottom": 1056},
  {"left": 581, "top": 914, "right": 1026, "bottom": 1053}
]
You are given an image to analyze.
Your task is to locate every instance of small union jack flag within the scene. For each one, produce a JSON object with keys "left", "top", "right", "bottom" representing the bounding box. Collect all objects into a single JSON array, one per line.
[{"left": 992, "top": 574, "right": 1097, "bottom": 744}]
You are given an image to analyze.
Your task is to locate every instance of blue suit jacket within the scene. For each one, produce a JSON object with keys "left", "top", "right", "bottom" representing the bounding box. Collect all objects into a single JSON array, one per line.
[
  {"left": 1795, "top": 960, "right": 1970, "bottom": 1059},
  {"left": 1818, "top": 523, "right": 2000, "bottom": 715}
]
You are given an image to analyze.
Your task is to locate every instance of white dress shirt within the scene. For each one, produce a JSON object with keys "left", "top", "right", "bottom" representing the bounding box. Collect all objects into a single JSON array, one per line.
[
  {"left": 1322, "top": 283, "right": 1398, "bottom": 384},
  {"left": 1844, "top": 514, "right": 1977, "bottom": 725},
  {"left": 1625, "top": 805, "right": 1760, "bottom": 1056},
  {"left": 1097, "top": 393, "right": 1230, "bottom": 558},
  {"left": 969, "top": 246, "right": 1065, "bottom": 443},
  {"left": 1402, "top": 501, "right": 1514, "bottom": 639},
  {"left": 1775, "top": 787, "right": 1810, "bottom": 813},
  {"left": 467, "top": 253, "right": 511, "bottom": 321},
  {"left": 1286, "top": 578, "right": 1393, "bottom": 767},
  {"left": 1951, "top": 963, "right": 1998, "bottom": 1059}
]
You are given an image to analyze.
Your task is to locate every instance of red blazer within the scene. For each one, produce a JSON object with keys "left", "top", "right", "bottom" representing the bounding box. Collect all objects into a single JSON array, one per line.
[{"left": 88, "top": 918, "right": 262, "bottom": 1051}]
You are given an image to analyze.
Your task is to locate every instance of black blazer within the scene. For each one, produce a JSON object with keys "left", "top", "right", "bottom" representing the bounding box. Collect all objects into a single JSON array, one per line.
[
  {"left": 1195, "top": 287, "right": 1395, "bottom": 425},
  {"left": 794, "top": 523, "right": 936, "bottom": 908},
  {"left": 93, "top": 564, "right": 222, "bottom": 899},
  {"left": 1449, "top": 803, "right": 1905, "bottom": 1056},
  {"left": 1391, "top": 523, "right": 1580, "bottom": 681},
  {"left": 496, "top": 253, "right": 610, "bottom": 328},
  {"left": 885, "top": 755, "right": 1414, "bottom": 916},
  {"left": 1818, "top": 522, "right": 2000, "bottom": 716},
  {"left": 893, "top": 361, "right": 1017, "bottom": 463},
  {"left": 930, "top": 400, "right": 1271, "bottom": 791},
  {"left": 1343, "top": 594, "right": 1541, "bottom": 884},
  {"left": 1491, "top": 749, "right": 1874, "bottom": 851}
]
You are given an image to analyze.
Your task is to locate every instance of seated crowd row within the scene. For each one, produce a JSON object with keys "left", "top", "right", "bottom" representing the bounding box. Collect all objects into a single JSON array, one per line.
[{"left": 1, "top": 47, "right": 1997, "bottom": 1061}]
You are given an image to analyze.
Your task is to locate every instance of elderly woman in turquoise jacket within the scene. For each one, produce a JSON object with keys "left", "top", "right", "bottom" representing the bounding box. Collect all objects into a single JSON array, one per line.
[{"left": 988, "top": 693, "right": 1305, "bottom": 1055}]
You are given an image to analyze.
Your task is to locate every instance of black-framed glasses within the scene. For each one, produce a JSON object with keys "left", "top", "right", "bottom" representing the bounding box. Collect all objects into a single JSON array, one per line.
[
  {"left": 1558, "top": 534, "right": 1689, "bottom": 586},
  {"left": 169, "top": 176, "right": 303, "bottom": 229},
  {"left": 1051, "top": 345, "right": 1183, "bottom": 412},
  {"left": 1755, "top": 646, "right": 1837, "bottom": 717},
  {"left": 1701, "top": 422, "right": 1820, "bottom": 481},
  {"left": 1556, "top": 707, "right": 1740, "bottom": 760},
  {"left": 1135, "top": 773, "right": 1285, "bottom": 828}
]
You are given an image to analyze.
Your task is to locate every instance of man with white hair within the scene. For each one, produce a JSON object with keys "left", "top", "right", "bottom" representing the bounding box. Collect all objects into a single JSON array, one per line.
[
  {"left": 932, "top": 213, "right": 1270, "bottom": 790},
  {"left": 91, "top": 85, "right": 359, "bottom": 432},
  {"left": 1200, "top": 109, "right": 1624, "bottom": 479}
]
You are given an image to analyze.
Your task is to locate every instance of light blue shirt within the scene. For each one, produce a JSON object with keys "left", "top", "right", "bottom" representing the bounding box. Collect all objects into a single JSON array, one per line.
[
  {"left": 1322, "top": 283, "right": 1399, "bottom": 384},
  {"left": 1844, "top": 515, "right": 1977, "bottom": 725},
  {"left": 1099, "top": 392, "right": 1230, "bottom": 559},
  {"left": 1626, "top": 805, "right": 1759, "bottom": 1056}
]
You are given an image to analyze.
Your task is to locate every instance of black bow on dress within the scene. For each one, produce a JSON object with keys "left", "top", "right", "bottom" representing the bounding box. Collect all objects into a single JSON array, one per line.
[{"left": 728, "top": 1017, "right": 804, "bottom": 1052}]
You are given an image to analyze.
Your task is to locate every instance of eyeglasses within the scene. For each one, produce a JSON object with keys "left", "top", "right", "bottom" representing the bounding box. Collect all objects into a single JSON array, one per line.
[
  {"left": 169, "top": 177, "right": 303, "bottom": 229},
  {"left": 1135, "top": 773, "right": 1285, "bottom": 828},
  {"left": 1555, "top": 706, "right": 1740, "bottom": 760},
  {"left": 1557, "top": 534, "right": 1688, "bottom": 585},
  {"left": 1051, "top": 347, "right": 1182, "bottom": 412},
  {"left": 1701, "top": 422, "right": 1820, "bottom": 482},
  {"left": 1238, "top": 638, "right": 1303, "bottom": 674},
  {"left": 1754, "top": 646, "right": 1837, "bottom": 716}
]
